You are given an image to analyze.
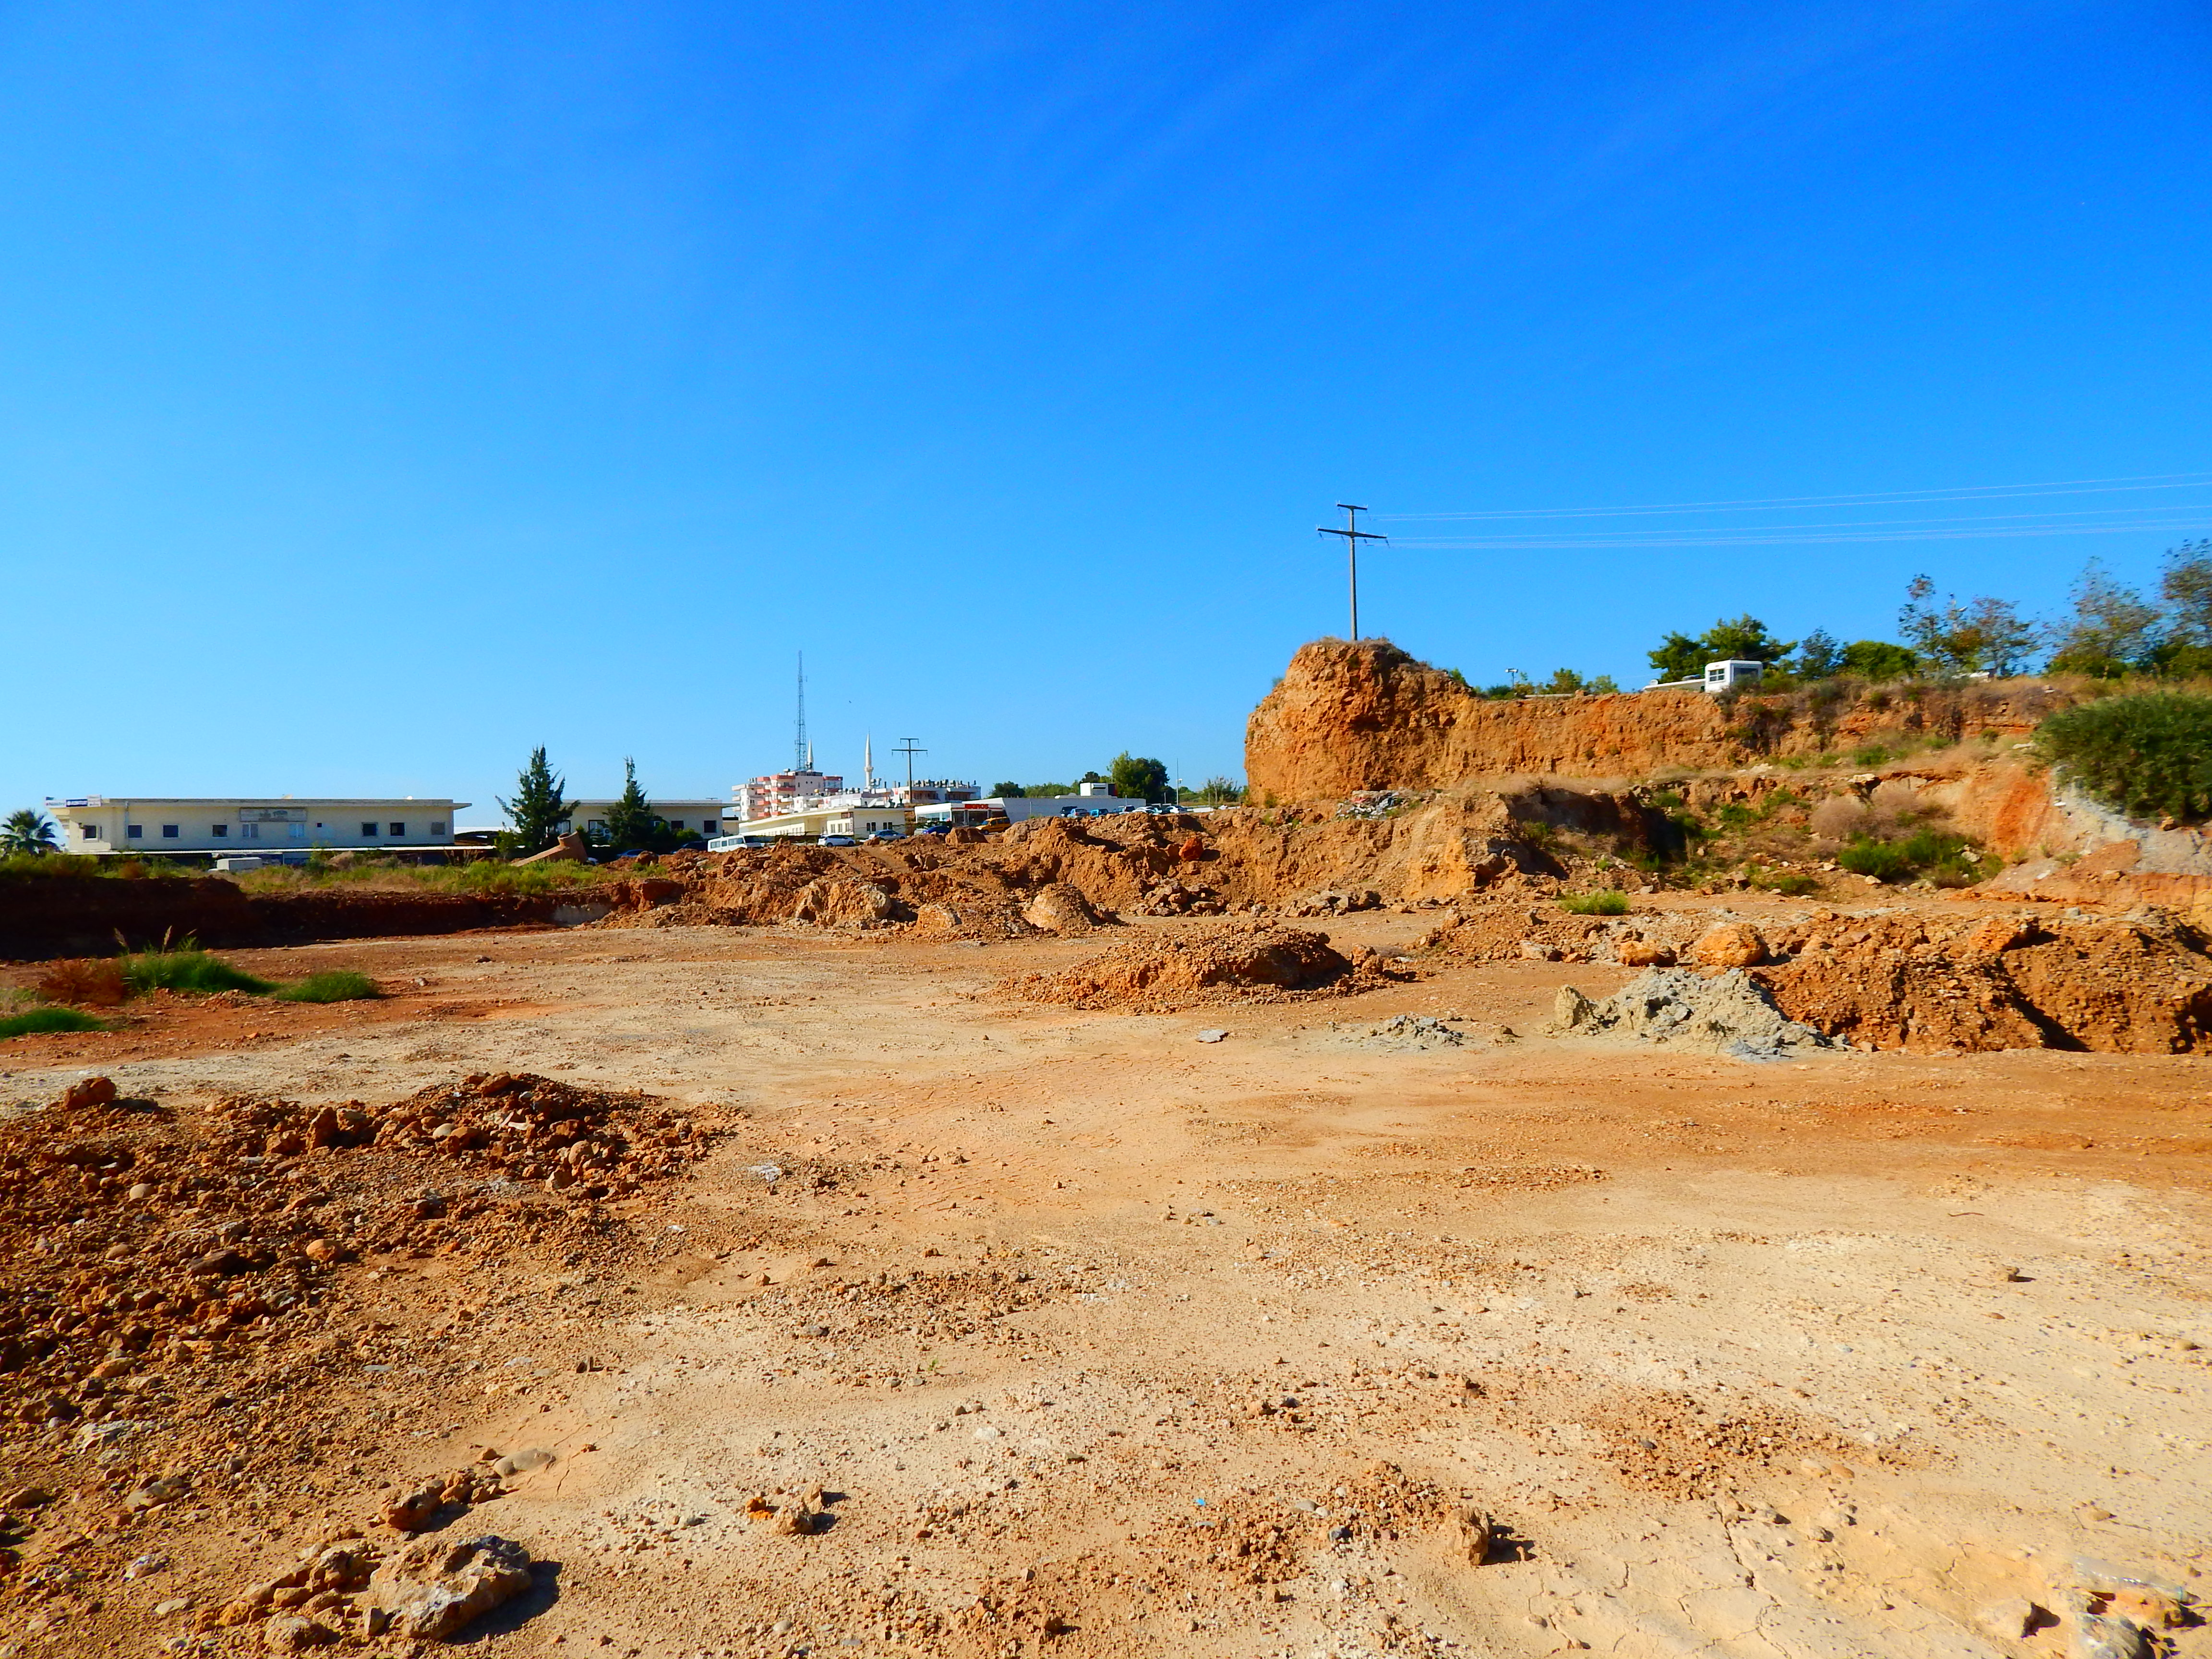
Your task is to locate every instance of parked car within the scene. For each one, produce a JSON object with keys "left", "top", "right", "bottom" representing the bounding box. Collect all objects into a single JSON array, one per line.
[
  {"left": 822, "top": 834, "right": 857, "bottom": 846},
  {"left": 867, "top": 830, "right": 903, "bottom": 841}
]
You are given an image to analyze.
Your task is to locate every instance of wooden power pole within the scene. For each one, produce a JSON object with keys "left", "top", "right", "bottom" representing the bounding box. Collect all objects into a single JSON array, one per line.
[{"left": 1316, "top": 504, "right": 1387, "bottom": 640}]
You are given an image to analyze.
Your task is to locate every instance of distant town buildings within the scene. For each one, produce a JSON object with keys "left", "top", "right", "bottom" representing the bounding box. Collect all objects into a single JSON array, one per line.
[
  {"left": 559, "top": 799, "right": 728, "bottom": 841},
  {"left": 43, "top": 796, "right": 465, "bottom": 855}
]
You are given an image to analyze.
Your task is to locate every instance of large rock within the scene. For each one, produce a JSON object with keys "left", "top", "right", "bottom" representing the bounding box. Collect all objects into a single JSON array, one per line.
[{"left": 366, "top": 1535, "right": 533, "bottom": 1640}]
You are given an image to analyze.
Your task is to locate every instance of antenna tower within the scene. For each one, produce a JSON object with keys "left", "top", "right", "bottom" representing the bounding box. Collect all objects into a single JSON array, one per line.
[{"left": 794, "top": 653, "right": 808, "bottom": 772}]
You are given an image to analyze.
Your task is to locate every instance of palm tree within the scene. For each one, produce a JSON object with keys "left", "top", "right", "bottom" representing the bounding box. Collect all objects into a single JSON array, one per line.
[{"left": 0, "top": 808, "right": 60, "bottom": 856}]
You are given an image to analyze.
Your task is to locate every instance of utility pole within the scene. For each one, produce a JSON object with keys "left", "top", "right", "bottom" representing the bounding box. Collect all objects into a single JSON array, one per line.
[
  {"left": 1315, "top": 504, "right": 1387, "bottom": 640},
  {"left": 893, "top": 737, "right": 926, "bottom": 800}
]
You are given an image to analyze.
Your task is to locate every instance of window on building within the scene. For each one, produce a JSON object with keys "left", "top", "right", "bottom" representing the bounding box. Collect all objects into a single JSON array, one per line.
[
  {"left": 362, "top": 822, "right": 378, "bottom": 837},
  {"left": 83, "top": 824, "right": 100, "bottom": 841},
  {"left": 389, "top": 822, "right": 406, "bottom": 838},
  {"left": 211, "top": 824, "right": 227, "bottom": 838},
  {"left": 241, "top": 822, "right": 259, "bottom": 840},
  {"left": 126, "top": 824, "right": 143, "bottom": 839},
  {"left": 587, "top": 819, "right": 605, "bottom": 833},
  {"left": 430, "top": 821, "right": 446, "bottom": 836},
  {"left": 161, "top": 825, "right": 179, "bottom": 839}
]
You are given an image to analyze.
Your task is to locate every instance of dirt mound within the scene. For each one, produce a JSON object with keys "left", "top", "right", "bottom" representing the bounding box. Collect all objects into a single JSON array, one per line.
[
  {"left": 1757, "top": 910, "right": 2212, "bottom": 1054},
  {"left": 1004, "top": 923, "right": 1397, "bottom": 1011},
  {"left": 1550, "top": 968, "right": 1835, "bottom": 1061}
]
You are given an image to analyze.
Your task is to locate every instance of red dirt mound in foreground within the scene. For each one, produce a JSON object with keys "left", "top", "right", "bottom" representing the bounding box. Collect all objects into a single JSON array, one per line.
[{"left": 1003, "top": 922, "right": 1396, "bottom": 1011}]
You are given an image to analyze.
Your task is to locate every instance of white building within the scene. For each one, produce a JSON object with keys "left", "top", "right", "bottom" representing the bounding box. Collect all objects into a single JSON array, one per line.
[
  {"left": 915, "top": 780, "right": 1148, "bottom": 827},
  {"left": 737, "top": 769, "right": 846, "bottom": 823},
  {"left": 558, "top": 799, "right": 729, "bottom": 842},
  {"left": 44, "top": 796, "right": 466, "bottom": 855},
  {"left": 1642, "top": 659, "right": 1767, "bottom": 694}
]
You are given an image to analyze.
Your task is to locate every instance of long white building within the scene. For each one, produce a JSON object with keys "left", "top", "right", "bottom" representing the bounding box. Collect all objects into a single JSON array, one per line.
[{"left": 44, "top": 796, "right": 466, "bottom": 854}]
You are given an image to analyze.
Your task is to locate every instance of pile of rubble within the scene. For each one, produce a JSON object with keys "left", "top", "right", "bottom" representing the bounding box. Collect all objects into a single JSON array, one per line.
[{"left": 1550, "top": 969, "right": 1835, "bottom": 1062}]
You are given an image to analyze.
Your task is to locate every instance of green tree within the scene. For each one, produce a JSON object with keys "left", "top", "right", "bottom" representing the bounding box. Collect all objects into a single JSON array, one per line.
[
  {"left": 496, "top": 746, "right": 574, "bottom": 857},
  {"left": 1792, "top": 629, "right": 1845, "bottom": 680},
  {"left": 1898, "top": 576, "right": 2036, "bottom": 677},
  {"left": 1647, "top": 616, "right": 1796, "bottom": 682},
  {"left": 1, "top": 808, "right": 59, "bottom": 856},
  {"left": 1192, "top": 775, "right": 1245, "bottom": 804},
  {"left": 1840, "top": 639, "right": 1921, "bottom": 681},
  {"left": 2152, "top": 538, "right": 2212, "bottom": 677},
  {"left": 1701, "top": 614, "right": 1797, "bottom": 666},
  {"left": 600, "top": 758, "right": 661, "bottom": 853},
  {"left": 1647, "top": 631, "right": 1705, "bottom": 682},
  {"left": 2046, "top": 559, "right": 2162, "bottom": 679},
  {"left": 1108, "top": 752, "right": 1171, "bottom": 803},
  {"left": 989, "top": 781, "right": 1026, "bottom": 798},
  {"left": 2161, "top": 538, "right": 2212, "bottom": 645}
]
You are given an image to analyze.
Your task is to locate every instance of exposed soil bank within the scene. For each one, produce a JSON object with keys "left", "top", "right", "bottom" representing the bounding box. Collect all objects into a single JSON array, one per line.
[
  {"left": 0, "top": 876, "right": 565, "bottom": 960},
  {"left": 1244, "top": 637, "right": 2073, "bottom": 800}
]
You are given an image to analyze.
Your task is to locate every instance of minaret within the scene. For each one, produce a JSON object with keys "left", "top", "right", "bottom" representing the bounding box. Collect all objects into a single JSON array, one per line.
[{"left": 864, "top": 734, "right": 874, "bottom": 790}]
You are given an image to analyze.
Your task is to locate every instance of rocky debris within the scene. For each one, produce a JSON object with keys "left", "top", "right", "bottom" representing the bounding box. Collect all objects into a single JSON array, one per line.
[
  {"left": 1758, "top": 909, "right": 2212, "bottom": 1053},
  {"left": 1690, "top": 923, "right": 1768, "bottom": 968},
  {"left": 379, "top": 1466, "right": 507, "bottom": 1532},
  {"left": 1003, "top": 923, "right": 1405, "bottom": 1012},
  {"left": 207, "top": 1541, "right": 377, "bottom": 1635},
  {"left": 1020, "top": 882, "right": 1105, "bottom": 935},
  {"left": 1130, "top": 878, "right": 1228, "bottom": 916},
  {"left": 366, "top": 1072, "right": 716, "bottom": 1198},
  {"left": 365, "top": 1534, "right": 534, "bottom": 1639},
  {"left": 1343, "top": 1014, "right": 1468, "bottom": 1051},
  {"left": 0, "top": 1070, "right": 717, "bottom": 1465},
  {"left": 1283, "top": 887, "right": 1382, "bottom": 917},
  {"left": 1550, "top": 969, "right": 1836, "bottom": 1062},
  {"left": 1336, "top": 791, "right": 1410, "bottom": 820}
]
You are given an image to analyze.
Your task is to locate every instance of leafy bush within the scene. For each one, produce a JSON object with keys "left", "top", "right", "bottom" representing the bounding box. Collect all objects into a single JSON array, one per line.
[
  {"left": 273, "top": 971, "right": 381, "bottom": 1003},
  {"left": 1559, "top": 890, "right": 1630, "bottom": 915},
  {"left": 1837, "top": 829, "right": 1990, "bottom": 886},
  {"left": 2036, "top": 693, "right": 2212, "bottom": 823},
  {"left": 122, "top": 949, "right": 275, "bottom": 997},
  {"left": 1837, "top": 838, "right": 1914, "bottom": 881},
  {"left": 0, "top": 1007, "right": 110, "bottom": 1039}
]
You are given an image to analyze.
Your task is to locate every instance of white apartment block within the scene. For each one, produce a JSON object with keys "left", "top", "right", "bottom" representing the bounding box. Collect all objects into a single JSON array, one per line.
[{"left": 45, "top": 797, "right": 465, "bottom": 855}]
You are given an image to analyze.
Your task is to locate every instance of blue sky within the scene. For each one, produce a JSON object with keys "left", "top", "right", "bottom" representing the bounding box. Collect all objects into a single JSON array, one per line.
[{"left": 3, "top": 1, "right": 2207, "bottom": 820}]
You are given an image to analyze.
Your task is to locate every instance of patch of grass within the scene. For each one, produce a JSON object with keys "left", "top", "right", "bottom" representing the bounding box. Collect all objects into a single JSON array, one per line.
[
  {"left": 273, "top": 970, "right": 381, "bottom": 1003},
  {"left": 1559, "top": 890, "right": 1630, "bottom": 916},
  {"left": 0, "top": 1007, "right": 111, "bottom": 1039},
  {"left": 1851, "top": 745, "right": 1894, "bottom": 768},
  {"left": 2036, "top": 693, "right": 2212, "bottom": 823},
  {"left": 122, "top": 948, "right": 275, "bottom": 997}
]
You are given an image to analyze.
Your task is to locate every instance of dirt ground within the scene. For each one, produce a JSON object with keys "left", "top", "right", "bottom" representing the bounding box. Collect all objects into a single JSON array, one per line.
[{"left": 2, "top": 901, "right": 2208, "bottom": 1659}]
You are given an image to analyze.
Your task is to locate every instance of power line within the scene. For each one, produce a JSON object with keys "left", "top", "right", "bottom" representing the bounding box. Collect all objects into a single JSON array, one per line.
[
  {"left": 1391, "top": 520, "right": 2211, "bottom": 551},
  {"left": 893, "top": 737, "right": 926, "bottom": 799},
  {"left": 1374, "top": 470, "right": 2212, "bottom": 524}
]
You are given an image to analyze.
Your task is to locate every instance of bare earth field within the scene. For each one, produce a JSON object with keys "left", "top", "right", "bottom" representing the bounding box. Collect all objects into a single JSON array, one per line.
[{"left": 2, "top": 905, "right": 2208, "bottom": 1659}]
